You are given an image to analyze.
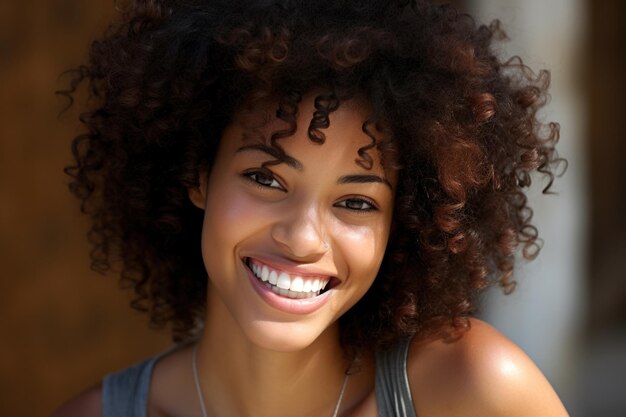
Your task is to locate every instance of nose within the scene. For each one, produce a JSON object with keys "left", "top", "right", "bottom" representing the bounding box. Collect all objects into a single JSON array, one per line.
[{"left": 270, "top": 203, "right": 329, "bottom": 260}]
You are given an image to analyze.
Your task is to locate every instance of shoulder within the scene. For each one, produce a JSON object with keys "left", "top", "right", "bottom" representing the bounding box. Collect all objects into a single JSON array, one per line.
[
  {"left": 406, "top": 319, "right": 569, "bottom": 417},
  {"left": 51, "top": 384, "right": 102, "bottom": 417}
]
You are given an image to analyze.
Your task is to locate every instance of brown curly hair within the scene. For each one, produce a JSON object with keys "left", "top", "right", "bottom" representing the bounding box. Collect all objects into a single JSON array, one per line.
[{"left": 61, "top": 0, "right": 564, "bottom": 353}]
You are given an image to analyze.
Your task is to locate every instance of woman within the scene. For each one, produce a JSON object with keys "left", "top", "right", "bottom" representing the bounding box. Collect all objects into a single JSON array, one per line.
[{"left": 55, "top": 0, "right": 569, "bottom": 415}]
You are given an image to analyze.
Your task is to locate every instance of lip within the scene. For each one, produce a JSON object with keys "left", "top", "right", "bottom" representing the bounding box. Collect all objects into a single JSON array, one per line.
[
  {"left": 243, "top": 258, "right": 333, "bottom": 315},
  {"left": 246, "top": 256, "right": 338, "bottom": 279}
]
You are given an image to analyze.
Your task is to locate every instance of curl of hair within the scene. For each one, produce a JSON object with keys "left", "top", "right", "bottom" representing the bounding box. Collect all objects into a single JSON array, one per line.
[{"left": 61, "top": 0, "right": 565, "bottom": 350}]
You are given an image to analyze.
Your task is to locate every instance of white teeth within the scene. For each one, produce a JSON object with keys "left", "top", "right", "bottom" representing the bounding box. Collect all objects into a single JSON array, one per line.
[
  {"left": 268, "top": 270, "right": 278, "bottom": 285},
  {"left": 290, "top": 276, "right": 304, "bottom": 292},
  {"left": 248, "top": 259, "right": 334, "bottom": 299},
  {"left": 276, "top": 272, "right": 291, "bottom": 290}
]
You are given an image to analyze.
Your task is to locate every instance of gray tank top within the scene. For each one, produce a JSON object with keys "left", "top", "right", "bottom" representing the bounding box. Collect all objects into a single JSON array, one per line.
[{"left": 102, "top": 339, "right": 417, "bottom": 417}]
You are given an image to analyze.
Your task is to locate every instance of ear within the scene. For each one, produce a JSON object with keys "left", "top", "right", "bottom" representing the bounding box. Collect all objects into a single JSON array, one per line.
[{"left": 188, "top": 171, "right": 209, "bottom": 210}]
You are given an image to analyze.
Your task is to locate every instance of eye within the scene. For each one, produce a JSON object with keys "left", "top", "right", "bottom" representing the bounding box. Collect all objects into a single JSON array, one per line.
[
  {"left": 335, "top": 197, "right": 378, "bottom": 212},
  {"left": 242, "top": 169, "right": 285, "bottom": 191}
]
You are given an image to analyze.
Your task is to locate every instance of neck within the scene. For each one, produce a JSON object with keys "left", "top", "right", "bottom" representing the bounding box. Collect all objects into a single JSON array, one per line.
[{"left": 196, "top": 290, "right": 352, "bottom": 417}]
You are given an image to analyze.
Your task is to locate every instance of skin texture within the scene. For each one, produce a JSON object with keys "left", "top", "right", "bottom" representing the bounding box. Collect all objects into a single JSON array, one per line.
[
  {"left": 53, "top": 99, "right": 569, "bottom": 417},
  {"left": 408, "top": 319, "right": 569, "bottom": 417},
  {"left": 52, "top": 385, "right": 102, "bottom": 417}
]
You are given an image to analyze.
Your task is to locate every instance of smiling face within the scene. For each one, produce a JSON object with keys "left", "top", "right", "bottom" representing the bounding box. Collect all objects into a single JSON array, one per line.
[{"left": 190, "top": 96, "right": 397, "bottom": 352}]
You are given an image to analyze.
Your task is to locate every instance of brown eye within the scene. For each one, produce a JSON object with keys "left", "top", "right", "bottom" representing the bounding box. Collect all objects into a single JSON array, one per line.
[
  {"left": 243, "top": 169, "right": 284, "bottom": 190},
  {"left": 336, "top": 198, "right": 377, "bottom": 212}
]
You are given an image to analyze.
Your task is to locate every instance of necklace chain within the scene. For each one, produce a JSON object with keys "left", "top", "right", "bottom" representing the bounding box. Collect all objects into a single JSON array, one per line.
[
  {"left": 192, "top": 344, "right": 349, "bottom": 417},
  {"left": 192, "top": 344, "right": 210, "bottom": 417}
]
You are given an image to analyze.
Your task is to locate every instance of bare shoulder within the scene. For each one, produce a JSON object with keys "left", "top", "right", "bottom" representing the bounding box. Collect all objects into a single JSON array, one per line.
[
  {"left": 406, "top": 319, "right": 569, "bottom": 417},
  {"left": 51, "top": 384, "right": 102, "bottom": 417}
]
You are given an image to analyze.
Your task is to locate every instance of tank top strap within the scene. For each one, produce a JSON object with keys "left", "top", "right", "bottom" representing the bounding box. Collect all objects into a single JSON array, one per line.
[
  {"left": 102, "top": 351, "right": 169, "bottom": 417},
  {"left": 375, "top": 338, "right": 418, "bottom": 417}
]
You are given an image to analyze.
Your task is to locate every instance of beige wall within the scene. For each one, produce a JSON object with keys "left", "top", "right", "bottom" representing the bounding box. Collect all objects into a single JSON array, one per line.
[{"left": 0, "top": 2, "right": 170, "bottom": 416}]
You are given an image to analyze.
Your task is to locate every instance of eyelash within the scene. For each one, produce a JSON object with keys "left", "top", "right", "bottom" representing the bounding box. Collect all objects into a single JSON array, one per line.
[
  {"left": 242, "top": 169, "right": 285, "bottom": 191},
  {"left": 334, "top": 198, "right": 378, "bottom": 212},
  {"left": 242, "top": 169, "right": 379, "bottom": 212}
]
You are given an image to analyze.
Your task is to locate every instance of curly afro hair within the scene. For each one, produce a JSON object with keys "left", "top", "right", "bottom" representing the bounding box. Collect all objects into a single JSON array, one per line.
[{"left": 62, "top": 0, "right": 564, "bottom": 353}]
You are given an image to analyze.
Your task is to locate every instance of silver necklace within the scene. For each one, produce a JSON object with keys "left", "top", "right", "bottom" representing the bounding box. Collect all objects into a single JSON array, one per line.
[{"left": 192, "top": 344, "right": 350, "bottom": 417}]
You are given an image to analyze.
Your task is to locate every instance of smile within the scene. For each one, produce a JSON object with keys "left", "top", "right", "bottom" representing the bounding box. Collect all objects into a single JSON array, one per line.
[{"left": 245, "top": 258, "right": 331, "bottom": 299}]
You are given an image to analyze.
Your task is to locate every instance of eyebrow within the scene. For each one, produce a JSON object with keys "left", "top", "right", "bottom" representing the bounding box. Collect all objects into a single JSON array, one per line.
[
  {"left": 236, "top": 143, "right": 393, "bottom": 190},
  {"left": 338, "top": 174, "right": 393, "bottom": 190},
  {"left": 235, "top": 144, "right": 302, "bottom": 170}
]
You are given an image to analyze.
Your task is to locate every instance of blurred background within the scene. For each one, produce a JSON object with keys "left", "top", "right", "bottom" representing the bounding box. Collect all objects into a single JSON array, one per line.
[{"left": 0, "top": 0, "right": 624, "bottom": 416}]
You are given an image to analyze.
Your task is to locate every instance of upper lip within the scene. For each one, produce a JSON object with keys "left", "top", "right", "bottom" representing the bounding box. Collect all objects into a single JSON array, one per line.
[{"left": 244, "top": 256, "right": 338, "bottom": 279}]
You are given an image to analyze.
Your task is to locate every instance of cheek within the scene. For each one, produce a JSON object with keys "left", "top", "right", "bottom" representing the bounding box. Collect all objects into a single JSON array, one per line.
[
  {"left": 200, "top": 184, "right": 263, "bottom": 273},
  {"left": 205, "top": 191, "right": 255, "bottom": 237},
  {"left": 334, "top": 222, "right": 389, "bottom": 280}
]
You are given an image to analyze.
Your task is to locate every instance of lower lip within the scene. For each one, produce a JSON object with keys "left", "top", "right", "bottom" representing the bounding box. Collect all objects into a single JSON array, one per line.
[{"left": 244, "top": 261, "right": 332, "bottom": 315}]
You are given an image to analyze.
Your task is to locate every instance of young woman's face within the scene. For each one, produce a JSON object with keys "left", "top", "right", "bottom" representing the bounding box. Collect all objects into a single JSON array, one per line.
[{"left": 191, "top": 97, "right": 397, "bottom": 352}]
